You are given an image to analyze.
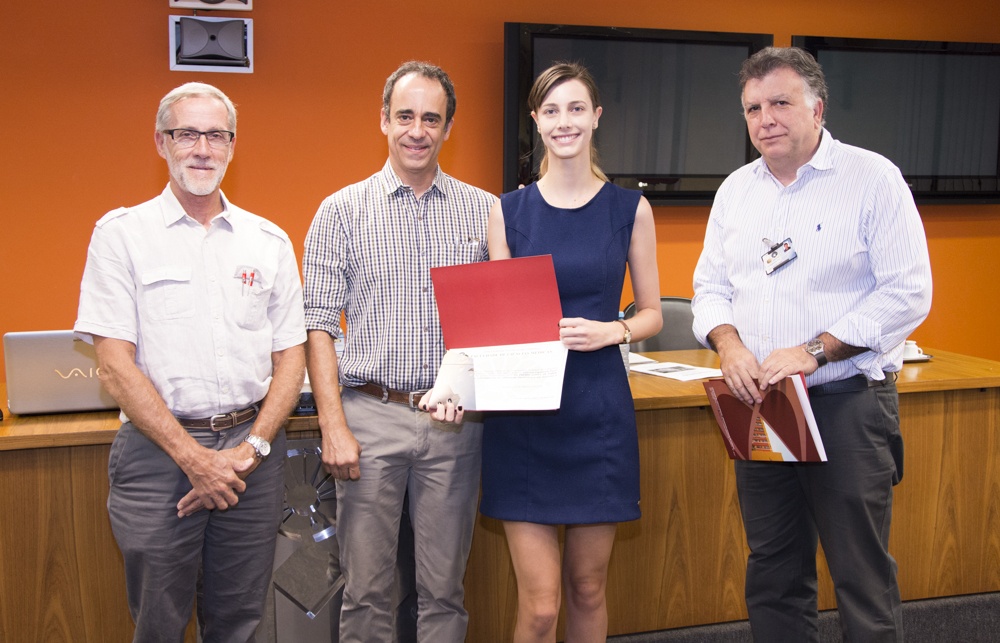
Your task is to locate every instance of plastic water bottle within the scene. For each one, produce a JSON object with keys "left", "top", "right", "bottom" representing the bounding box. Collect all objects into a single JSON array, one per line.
[{"left": 618, "top": 311, "right": 630, "bottom": 373}]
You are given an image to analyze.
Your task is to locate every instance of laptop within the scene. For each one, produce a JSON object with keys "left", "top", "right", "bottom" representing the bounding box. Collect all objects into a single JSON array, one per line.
[{"left": 3, "top": 330, "right": 119, "bottom": 415}]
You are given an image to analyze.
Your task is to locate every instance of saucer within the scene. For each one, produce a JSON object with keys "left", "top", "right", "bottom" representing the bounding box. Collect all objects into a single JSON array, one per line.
[{"left": 903, "top": 354, "right": 932, "bottom": 363}]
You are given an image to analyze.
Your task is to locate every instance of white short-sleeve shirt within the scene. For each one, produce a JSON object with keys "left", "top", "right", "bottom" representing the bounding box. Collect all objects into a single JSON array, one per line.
[{"left": 75, "top": 186, "right": 306, "bottom": 418}]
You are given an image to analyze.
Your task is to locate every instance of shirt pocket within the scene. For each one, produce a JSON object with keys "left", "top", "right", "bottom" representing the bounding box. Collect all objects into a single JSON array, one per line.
[
  {"left": 446, "top": 236, "right": 486, "bottom": 266},
  {"left": 140, "top": 265, "right": 195, "bottom": 321},
  {"left": 232, "top": 261, "right": 277, "bottom": 331},
  {"left": 236, "top": 284, "right": 272, "bottom": 331}
]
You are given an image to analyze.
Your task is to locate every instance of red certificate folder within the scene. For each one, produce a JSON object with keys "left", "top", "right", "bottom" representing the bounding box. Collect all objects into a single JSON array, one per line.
[
  {"left": 703, "top": 374, "right": 827, "bottom": 462},
  {"left": 430, "top": 255, "right": 563, "bottom": 348}
]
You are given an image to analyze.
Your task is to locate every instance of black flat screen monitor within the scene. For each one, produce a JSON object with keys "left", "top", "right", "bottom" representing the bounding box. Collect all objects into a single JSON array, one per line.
[
  {"left": 794, "top": 36, "right": 1000, "bottom": 204},
  {"left": 504, "top": 23, "right": 772, "bottom": 205}
]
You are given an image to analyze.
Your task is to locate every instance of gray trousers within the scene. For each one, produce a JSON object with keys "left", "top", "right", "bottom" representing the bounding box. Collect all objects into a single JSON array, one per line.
[
  {"left": 736, "top": 381, "right": 904, "bottom": 642},
  {"left": 107, "top": 420, "right": 286, "bottom": 643},
  {"left": 336, "top": 387, "right": 483, "bottom": 643}
]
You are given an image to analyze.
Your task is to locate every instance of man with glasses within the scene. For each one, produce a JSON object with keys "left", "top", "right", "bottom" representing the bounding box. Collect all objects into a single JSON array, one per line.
[{"left": 74, "top": 82, "right": 306, "bottom": 642}]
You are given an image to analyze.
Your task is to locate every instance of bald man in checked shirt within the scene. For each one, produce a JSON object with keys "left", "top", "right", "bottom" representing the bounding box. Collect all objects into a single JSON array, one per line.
[{"left": 692, "top": 47, "right": 932, "bottom": 642}]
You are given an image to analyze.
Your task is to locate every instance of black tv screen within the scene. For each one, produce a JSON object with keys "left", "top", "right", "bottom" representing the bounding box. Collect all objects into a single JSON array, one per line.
[
  {"left": 504, "top": 23, "right": 772, "bottom": 205},
  {"left": 794, "top": 36, "right": 1000, "bottom": 204}
]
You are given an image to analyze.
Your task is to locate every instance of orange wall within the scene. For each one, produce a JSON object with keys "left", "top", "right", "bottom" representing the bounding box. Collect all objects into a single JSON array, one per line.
[{"left": 2, "top": 0, "right": 999, "bottom": 375}]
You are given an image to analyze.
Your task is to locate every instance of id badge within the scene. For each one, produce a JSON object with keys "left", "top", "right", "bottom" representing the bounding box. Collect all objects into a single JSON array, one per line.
[{"left": 761, "top": 238, "right": 797, "bottom": 275}]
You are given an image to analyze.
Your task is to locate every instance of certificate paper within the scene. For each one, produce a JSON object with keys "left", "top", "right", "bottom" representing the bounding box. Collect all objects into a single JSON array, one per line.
[{"left": 429, "top": 256, "right": 567, "bottom": 411}]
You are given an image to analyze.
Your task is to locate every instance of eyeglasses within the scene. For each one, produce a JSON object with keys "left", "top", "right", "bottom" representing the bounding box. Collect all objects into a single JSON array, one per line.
[{"left": 162, "top": 128, "right": 235, "bottom": 149}]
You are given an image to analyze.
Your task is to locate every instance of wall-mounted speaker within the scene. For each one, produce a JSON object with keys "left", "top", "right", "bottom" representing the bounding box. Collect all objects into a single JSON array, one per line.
[
  {"left": 168, "top": 15, "right": 253, "bottom": 74},
  {"left": 177, "top": 17, "right": 247, "bottom": 66}
]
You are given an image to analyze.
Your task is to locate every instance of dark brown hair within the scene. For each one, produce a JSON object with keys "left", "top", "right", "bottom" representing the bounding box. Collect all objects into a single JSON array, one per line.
[{"left": 528, "top": 62, "right": 608, "bottom": 181}]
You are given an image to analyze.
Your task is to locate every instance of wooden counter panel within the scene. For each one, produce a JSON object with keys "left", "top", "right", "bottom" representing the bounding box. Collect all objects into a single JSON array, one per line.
[
  {"left": 0, "top": 445, "right": 134, "bottom": 643},
  {"left": 892, "top": 388, "right": 1000, "bottom": 598},
  {"left": 610, "top": 406, "right": 750, "bottom": 631}
]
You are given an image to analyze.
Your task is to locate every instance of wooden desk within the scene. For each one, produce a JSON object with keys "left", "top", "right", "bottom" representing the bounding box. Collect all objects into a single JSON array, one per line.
[{"left": 2, "top": 349, "right": 999, "bottom": 642}]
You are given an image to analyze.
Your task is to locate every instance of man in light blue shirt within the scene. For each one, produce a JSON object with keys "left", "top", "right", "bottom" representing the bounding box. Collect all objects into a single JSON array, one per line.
[{"left": 692, "top": 47, "right": 932, "bottom": 642}]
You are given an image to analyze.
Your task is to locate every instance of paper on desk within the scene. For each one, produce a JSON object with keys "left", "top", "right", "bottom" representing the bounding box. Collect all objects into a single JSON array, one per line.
[
  {"left": 429, "top": 255, "right": 567, "bottom": 411},
  {"left": 630, "top": 361, "right": 723, "bottom": 381},
  {"left": 628, "top": 352, "right": 656, "bottom": 365}
]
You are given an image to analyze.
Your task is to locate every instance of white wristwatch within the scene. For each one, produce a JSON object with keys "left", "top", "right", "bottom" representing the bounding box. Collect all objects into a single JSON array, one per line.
[{"left": 244, "top": 434, "right": 271, "bottom": 461}]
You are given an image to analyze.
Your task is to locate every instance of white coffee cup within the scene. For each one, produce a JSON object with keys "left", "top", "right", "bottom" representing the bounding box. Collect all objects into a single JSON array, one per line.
[{"left": 903, "top": 340, "right": 923, "bottom": 359}]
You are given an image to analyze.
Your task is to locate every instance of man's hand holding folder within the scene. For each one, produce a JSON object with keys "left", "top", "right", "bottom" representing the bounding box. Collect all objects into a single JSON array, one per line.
[{"left": 421, "top": 255, "right": 568, "bottom": 414}]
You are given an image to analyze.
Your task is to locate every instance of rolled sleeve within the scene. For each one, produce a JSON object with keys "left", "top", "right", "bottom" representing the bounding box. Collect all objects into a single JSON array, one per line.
[{"left": 303, "top": 197, "right": 349, "bottom": 338}]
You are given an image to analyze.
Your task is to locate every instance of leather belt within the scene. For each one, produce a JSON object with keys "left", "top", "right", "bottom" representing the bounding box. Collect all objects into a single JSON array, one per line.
[
  {"left": 808, "top": 371, "right": 897, "bottom": 397},
  {"left": 177, "top": 404, "right": 260, "bottom": 430},
  {"left": 352, "top": 383, "right": 427, "bottom": 409}
]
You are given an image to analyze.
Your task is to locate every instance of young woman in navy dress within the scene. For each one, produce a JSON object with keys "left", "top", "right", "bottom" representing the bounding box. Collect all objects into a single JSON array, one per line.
[{"left": 482, "top": 63, "right": 662, "bottom": 642}]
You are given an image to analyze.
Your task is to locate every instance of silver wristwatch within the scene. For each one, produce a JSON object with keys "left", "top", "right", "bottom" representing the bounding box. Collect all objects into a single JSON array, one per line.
[
  {"left": 243, "top": 434, "right": 271, "bottom": 461},
  {"left": 804, "top": 338, "right": 828, "bottom": 367}
]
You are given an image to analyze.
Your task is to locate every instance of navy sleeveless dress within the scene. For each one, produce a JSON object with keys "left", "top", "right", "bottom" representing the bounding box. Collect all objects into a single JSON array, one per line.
[{"left": 480, "top": 182, "right": 642, "bottom": 525}]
